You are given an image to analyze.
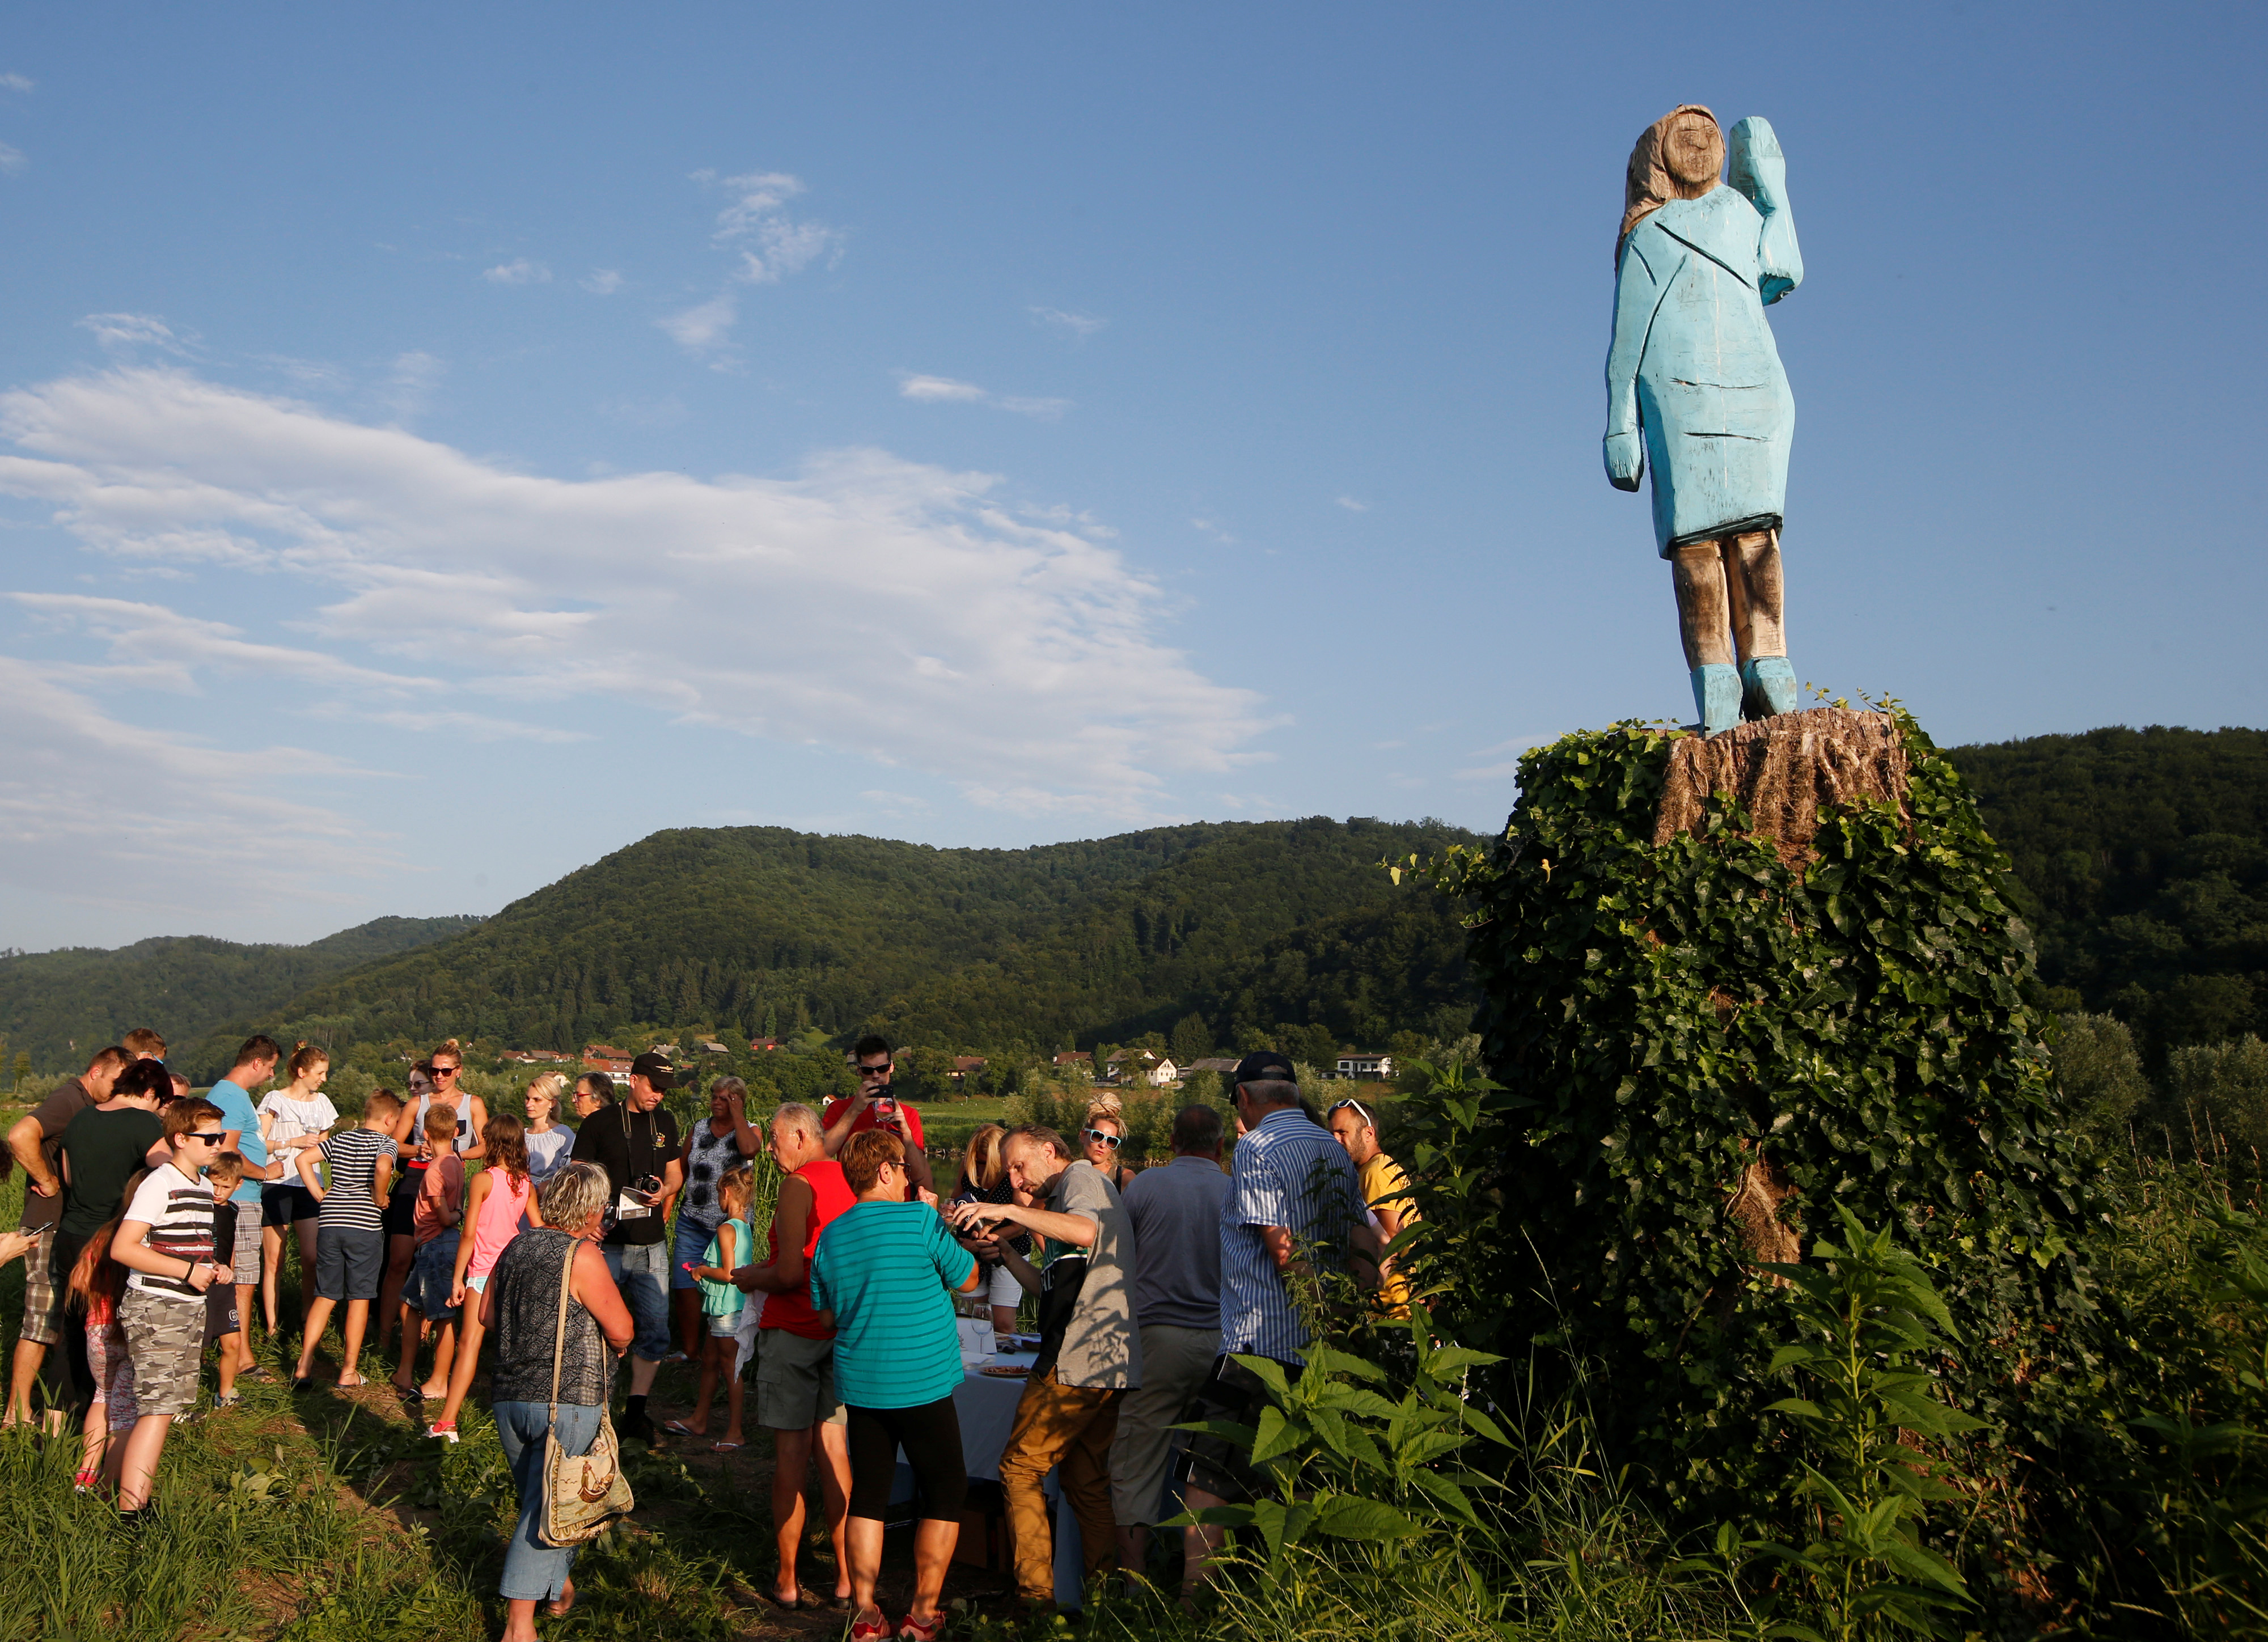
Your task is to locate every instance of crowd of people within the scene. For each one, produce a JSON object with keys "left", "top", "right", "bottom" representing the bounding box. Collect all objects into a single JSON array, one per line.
[{"left": 1, "top": 1029, "right": 1420, "bottom": 1642}]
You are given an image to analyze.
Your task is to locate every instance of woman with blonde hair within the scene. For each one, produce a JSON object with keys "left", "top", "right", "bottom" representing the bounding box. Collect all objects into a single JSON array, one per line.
[
  {"left": 521, "top": 1073, "right": 576, "bottom": 1186},
  {"left": 947, "top": 1124, "right": 1024, "bottom": 1336},
  {"left": 1080, "top": 1097, "right": 1135, "bottom": 1191}
]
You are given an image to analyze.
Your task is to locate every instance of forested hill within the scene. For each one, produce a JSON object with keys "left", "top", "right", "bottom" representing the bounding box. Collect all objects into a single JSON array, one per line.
[
  {"left": 1944, "top": 725, "right": 2268, "bottom": 1055},
  {"left": 181, "top": 818, "right": 1482, "bottom": 1076},
  {"left": 0, "top": 916, "right": 481, "bottom": 1068}
]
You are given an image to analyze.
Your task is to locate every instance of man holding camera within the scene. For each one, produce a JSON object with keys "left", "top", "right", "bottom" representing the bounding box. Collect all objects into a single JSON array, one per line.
[
  {"left": 575, "top": 1049, "right": 684, "bottom": 1445},
  {"left": 820, "top": 1035, "right": 936, "bottom": 1200}
]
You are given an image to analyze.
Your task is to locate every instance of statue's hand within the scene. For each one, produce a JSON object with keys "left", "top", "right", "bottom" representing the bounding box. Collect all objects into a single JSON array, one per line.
[{"left": 1603, "top": 430, "right": 1644, "bottom": 491}]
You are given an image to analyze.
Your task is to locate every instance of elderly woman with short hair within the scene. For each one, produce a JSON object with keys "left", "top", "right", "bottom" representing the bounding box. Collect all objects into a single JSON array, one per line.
[{"left": 481, "top": 1160, "right": 634, "bottom": 1642}]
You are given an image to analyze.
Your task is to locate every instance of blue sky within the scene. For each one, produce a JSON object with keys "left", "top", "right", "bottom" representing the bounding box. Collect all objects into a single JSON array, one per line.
[{"left": 1, "top": 2, "right": 2260, "bottom": 949}]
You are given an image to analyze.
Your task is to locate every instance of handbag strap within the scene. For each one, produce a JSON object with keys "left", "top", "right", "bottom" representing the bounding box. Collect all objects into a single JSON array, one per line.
[{"left": 548, "top": 1232, "right": 573, "bottom": 1423}]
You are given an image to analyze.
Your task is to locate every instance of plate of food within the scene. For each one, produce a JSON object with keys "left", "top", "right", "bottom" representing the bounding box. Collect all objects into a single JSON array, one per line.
[{"left": 980, "top": 1362, "right": 1031, "bottom": 1378}]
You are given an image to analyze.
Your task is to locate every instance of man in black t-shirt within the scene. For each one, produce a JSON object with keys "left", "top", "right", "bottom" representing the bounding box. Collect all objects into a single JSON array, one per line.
[
  {"left": 5, "top": 1046, "right": 128, "bottom": 1426},
  {"left": 572, "top": 1051, "right": 683, "bottom": 1444}
]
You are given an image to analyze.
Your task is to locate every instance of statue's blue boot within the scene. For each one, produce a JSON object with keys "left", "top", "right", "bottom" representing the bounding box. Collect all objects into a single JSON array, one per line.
[
  {"left": 1690, "top": 663, "right": 1742, "bottom": 735},
  {"left": 1741, "top": 655, "right": 1800, "bottom": 720}
]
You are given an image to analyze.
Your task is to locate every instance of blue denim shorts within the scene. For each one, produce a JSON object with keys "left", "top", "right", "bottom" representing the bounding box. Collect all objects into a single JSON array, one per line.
[
  {"left": 671, "top": 1214, "right": 716, "bottom": 1291},
  {"left": 404, "top": 1231, "right": 460, "bottom": 1322}
]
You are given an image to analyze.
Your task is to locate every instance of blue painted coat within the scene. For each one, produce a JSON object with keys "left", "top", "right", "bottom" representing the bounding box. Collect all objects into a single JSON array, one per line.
[{"left": 1603, "top": 122, "right": 1802, "bottom": 555}]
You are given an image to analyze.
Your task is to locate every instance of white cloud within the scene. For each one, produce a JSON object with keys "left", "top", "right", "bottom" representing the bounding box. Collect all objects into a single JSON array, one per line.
[
  {"left": 0, "top": 368, "right": 1272, "bottom": 818},
  {"left": 702, "top": 168, "right": 843, "bottom": 283},
  {"left": 899, "top": 374, "right": 1069, "bottom": 421},
  {"left": 658, "top": 293, "right": 739, "bottom": 359},
  {"left": 0, "top": 655, "right": 396, "bottom": 917},
  {"left": 0, "top": 143, "right": 23, "bottom": 173},
  {"left": 1454, "top": 734, "right": 1556, "bottom": 781},
  {"left": 899, "top": 374, "right": 988, "bottom": 404},
  {"left": 0, "top": 74, "right": 32, "bottom": 93},
  {"left": 381, "top": 350, "right": 443, "bottom": 422},
  {"left": 1190, "top": 515, "right": 1238, "bottom": 546},
  {"left": 582, "top": 269, "right": 624, "bottom": 295},
  {"left": 77, "top": 313, "right": 189, "bottom": 354},
  {"left": 6, "top": 593, "right": 441, "bottom": 696},
  {"left": 1030, "top": 307, "right": 1106, "bottom": 339},
  {"left": 483, "top": 259, "right": 551, "bottom": 285},
  {"left": 1334, "top": 495, "right": 1368, "bottom": 513}
]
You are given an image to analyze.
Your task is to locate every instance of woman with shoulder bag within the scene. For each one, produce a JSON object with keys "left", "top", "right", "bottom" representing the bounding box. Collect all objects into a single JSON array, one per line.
[{"left": 480, "top": 1161, "right": 634, "bottom": 1641}]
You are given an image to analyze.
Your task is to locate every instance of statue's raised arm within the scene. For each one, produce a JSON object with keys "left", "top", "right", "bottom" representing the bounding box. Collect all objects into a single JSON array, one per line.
[{"left": 1603, "top": 105, "right": 1804, "bottom": 735}]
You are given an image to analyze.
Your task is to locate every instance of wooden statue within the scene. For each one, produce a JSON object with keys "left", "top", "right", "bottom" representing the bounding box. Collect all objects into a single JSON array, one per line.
[{"left": 1603, "top": 105, "right": 1804, "bottom": 734}]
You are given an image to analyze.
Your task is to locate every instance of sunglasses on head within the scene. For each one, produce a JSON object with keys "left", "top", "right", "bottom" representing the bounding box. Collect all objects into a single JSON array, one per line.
[
  {"left": 1327, "top": 1098, "right": 1374, "bottom": 1127},
  {"left": 1084, "top": 1128, "right": 1123, "bottom": 1149}
]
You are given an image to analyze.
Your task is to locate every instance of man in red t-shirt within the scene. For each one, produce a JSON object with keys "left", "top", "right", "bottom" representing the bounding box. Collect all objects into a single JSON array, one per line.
[
  {"left": 736, "top": 1102, "right": 860, "bottom": 1608},
  {"left": 819, "top": 1036, "right": 935, "bottom": 1200}
]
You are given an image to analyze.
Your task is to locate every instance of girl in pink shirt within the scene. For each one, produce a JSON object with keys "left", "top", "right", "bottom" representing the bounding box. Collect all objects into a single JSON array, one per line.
[{"left": 429, "top": 1115, "right": 540, "bottom": 1442}]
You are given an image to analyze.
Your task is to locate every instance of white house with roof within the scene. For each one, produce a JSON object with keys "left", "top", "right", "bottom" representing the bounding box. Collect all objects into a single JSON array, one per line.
[{"left": 1334, "top": 1051, "right": 1394, "bottom": 1081}]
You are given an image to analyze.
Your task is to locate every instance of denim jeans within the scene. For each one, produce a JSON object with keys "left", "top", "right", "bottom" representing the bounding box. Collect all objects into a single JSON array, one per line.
[
  {"left": 493, "top": 1398, "right": 602, "bottom": 1601},
  {"left": 602, "top": 1239, "right": 671, "bottom": 1362}
]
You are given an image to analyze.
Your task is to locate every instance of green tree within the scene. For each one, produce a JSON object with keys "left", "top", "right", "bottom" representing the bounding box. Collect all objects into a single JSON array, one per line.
[
  {"left": 2053, "top": 1012, "right": 2153, "bottom": 1132},
  {"left": 1169, "top": 1012, "right": 1212, "bottom": 1064},
  {"left": 10, "top": 1051, "right": 28, "bottom": 1089}
]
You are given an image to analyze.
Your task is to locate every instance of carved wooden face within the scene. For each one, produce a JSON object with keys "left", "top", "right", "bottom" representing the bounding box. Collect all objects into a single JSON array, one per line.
[{"left": 1662, "top": 111, "right": 1724, "bottom": 194}]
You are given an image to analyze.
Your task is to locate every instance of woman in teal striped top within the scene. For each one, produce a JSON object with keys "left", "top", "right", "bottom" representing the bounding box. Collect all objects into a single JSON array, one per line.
[{"left": 809, "top": 1130, "right": 980, "bottom": 1642}]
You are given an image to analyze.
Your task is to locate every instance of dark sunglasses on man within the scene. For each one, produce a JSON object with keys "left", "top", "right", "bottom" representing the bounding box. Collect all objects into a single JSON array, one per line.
[{"left": 1083, "top": 1128, "right": 1124, "bottom": 1150}]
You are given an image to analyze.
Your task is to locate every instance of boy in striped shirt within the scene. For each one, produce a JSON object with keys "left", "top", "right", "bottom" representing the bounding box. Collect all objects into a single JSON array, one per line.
[
  {"left": 111, "top": 1097, "right": 235, "bottom": 1519},
  {"left": 292, "top": 1091, "right": 401, "bottom": 1389}
]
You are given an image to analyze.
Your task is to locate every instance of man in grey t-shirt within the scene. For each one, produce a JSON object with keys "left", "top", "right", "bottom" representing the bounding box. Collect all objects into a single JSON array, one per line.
[
  {"left": 947, "top": 1124, "right": 1141, "bottom": 1613},
  {"left": 1107, "top": 1103, "right": 1230, "bottom": 1571}
]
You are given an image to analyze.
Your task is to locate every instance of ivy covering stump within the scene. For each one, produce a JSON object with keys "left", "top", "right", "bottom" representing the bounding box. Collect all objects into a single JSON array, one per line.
[{"left": 1425, "top": 705, "right": 2101, "bottom": 1529}]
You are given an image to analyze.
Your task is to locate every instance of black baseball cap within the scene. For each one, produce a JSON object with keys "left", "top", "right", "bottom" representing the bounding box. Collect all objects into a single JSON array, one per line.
[
  {"left": 1230, "top": 1050, "right": 1297, "bottom": 1088},
  {"left": 630, "top": 1051, "right": 675, "bottom": 1090}
]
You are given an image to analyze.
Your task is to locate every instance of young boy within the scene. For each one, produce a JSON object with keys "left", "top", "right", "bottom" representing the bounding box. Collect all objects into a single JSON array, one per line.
[
  {"left": 203, "top": 1151, "right": 248, "bottom": 1410},
  {"left": 111, "top": 1097, "right": 234, "bottom": 1518},
  {"left": 292, "top": 1092, "right": 401, "bottom": 1390},
  {"left": 391, "top": 1104, "right": 464, "bottom": 1400}
]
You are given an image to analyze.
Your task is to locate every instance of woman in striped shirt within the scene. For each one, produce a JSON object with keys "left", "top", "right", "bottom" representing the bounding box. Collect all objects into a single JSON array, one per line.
[{"left": 109, "top": 1097, "right": 235, "bottom": 1520}]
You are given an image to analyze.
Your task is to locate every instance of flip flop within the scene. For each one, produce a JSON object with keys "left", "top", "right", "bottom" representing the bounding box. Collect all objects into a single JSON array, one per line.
[
  {"left": 661, "top": 1417, "right": 704, "bottom": 1437},
  {"left": 709, "top": 1440, "right": 743, "bottom": 1453},
  {"left": 393, "top": 1384, "right": 423, "bottom": 1402}
]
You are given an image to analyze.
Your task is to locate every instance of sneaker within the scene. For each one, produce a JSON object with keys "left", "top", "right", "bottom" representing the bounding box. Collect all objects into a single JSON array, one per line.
[
  {"left": 898, "top": 1610, "right": 948, "bottom": 1641},
  {"left": 213, "top": 1394, "right": 242, "bottom": 1411},
  {"left": 71, "top": 1468, "right": 98, "bottom": 1495},
  {"left": 850, "top": 1609, "right": 891, "bottom": 1642},
  {"left": 428, "top": 1420, "right": 460, "bottom": 1444}
]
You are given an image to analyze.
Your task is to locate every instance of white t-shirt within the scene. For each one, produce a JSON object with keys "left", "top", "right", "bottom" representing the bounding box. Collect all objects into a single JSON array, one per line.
[
  {"left": 259, "top": 1091, "right": 340, "bottom": 1155},
  {"left": 123, "top": 1161, "right": 218, "bottom": 1302}
]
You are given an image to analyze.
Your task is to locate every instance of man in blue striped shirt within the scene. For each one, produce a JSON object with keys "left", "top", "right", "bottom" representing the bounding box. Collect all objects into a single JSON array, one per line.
[{"left": 1179, "top": 1051, "right": 1361, "bottom": 1598}]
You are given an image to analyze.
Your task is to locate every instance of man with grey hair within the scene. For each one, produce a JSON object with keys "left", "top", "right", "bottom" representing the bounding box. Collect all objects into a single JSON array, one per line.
[
  {"left": 668, "top": 1074, "right": 761, "bottom": 1368},
  {"left": 734, "top": 1101, "right": 858, "bottom": 1608}
]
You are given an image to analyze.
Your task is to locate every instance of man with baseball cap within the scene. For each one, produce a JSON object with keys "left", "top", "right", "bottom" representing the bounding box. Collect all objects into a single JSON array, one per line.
[
  {"left": 574, "top": 1049, "right": 684, "bottom": 1445},
  {"left": 1178, "top": 1050, "right": 1361, "bottom": 1599}
]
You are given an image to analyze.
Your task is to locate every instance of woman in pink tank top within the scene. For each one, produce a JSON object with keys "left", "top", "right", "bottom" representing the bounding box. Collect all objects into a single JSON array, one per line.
[{"left": 430, "top": 1116, "right": 541, "bottom": 1441}]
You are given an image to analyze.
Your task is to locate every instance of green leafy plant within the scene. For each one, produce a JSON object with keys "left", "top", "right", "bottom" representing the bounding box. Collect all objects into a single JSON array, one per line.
[
  {"left": 1170, "top": 1313, "right": 1513, "bottom": 1571},
  {"left": 1702, "top": 1206, "right": 1983, "bottom": 1641},
  {"left": 1391, "top": 706, "right": 2102, "bottom": 1541}
]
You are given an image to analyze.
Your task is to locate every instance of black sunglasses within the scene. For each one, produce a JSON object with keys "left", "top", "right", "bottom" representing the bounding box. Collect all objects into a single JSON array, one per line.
[
  {"left": 858, "top": 1064, "right": 892, "bottom": 1079},
  {"left": 431, "top": 1066, "right": 460, "bottom": 1077},
  {"left": 1084, "top": 1128, "right": 1123, "bottom": 1149},
  {"left": 184, "top": 1131, "right": 226, "bottom": 1145}
]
